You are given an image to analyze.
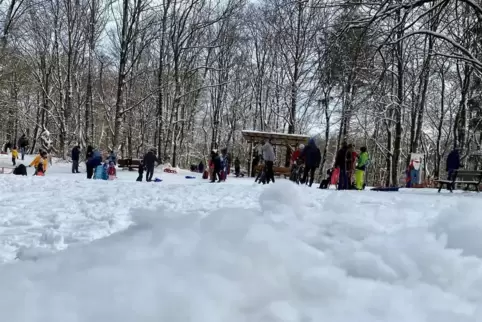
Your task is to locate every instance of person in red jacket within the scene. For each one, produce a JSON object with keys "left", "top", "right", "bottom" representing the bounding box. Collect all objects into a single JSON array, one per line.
[{"left": 291, "top": 144, "right": 305, "bottom": 165}]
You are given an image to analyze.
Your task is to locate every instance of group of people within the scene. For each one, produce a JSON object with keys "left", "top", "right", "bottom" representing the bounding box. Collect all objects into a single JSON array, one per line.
[
  {"left": 207, "top": 148, "right": 230, "bottom": 183},
  {"left": 333, "top": 142, "right": 369, "bottom": 190},
  {"left": 3, "top": 134, "right": 29, "bottom": 161}
]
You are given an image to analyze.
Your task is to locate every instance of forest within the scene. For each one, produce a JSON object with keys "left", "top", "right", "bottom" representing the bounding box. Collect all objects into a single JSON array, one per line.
[{"left": 0, "top": 0, "right": 481, "bottom": 186}]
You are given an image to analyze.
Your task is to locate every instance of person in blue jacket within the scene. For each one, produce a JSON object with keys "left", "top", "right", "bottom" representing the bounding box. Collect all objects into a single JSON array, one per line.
[
  {"left": 300, "top": 138, "right": 322, "bottom": 187},
  {"left": 446, "top": 148, "right": 461, "bottom": 188}
]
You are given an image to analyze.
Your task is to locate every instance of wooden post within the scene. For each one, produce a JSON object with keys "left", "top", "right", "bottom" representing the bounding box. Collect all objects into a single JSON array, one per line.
[{"left": 248, "top": 141, "right": 253, "bottom": 177}]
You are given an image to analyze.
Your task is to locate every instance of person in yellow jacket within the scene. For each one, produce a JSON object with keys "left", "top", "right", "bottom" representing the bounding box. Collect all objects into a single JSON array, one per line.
[
  {"left": 355, "top": 147, "right": 369, "bottom": 190},
  {"left": 11, "top": 146, "right": 19, "bottom": 166},
  {"left": 30, "top": 151, "right": 48, "bottom": 175}
]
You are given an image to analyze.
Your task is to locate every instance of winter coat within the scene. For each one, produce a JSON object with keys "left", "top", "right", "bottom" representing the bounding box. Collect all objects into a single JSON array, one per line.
[
  {"left": 11, "top": 149, "right": 18, "bottom": 159},
  {"left": 291, "top": 149, "right": 302, "bottom": 163},
  {"left": 87, "top": 150, "right": 102, "bottom": 168},
  {"left": 30, "top": 155, "right": 48, "bottom": 172},
  {"left": 71, "top": 147, "right": 80, "bottom": 161},
  {"left": 335, "top": 147, "right": 348, "bottom": 169},
  {"left": 300, "top": 139, "right": 321, "bottom": 168},
  {"left": 345, "top": 148, "right": 354, "bottom": 171},
  {"left": 356, "top": 152, "right": 369, "bottom": 171},
  {"left": 94, "top": 164, "right": 107, "bottom": 180},
  {"left": 198, "top": 162, "right": 204, "bottom": 173},
  {"left": 143, "top": 151, "right": 159, "bottom": 168},
  {"left": 262, "top": 142, "right": 275, "bottom": 162},
  {"left": 18, "top": 137, "right": 28, "bottom": 148},
  {"left": 446, "top": 150, "right": 461, "bottom": 171},
  {"left": 211, "top": 153, "right": 222, "bottom": 170}
]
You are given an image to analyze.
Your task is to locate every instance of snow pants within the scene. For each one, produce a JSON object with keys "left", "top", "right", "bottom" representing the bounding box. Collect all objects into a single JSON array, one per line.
[{"left": 355, "top": 169, "right": 365, "bottom": 190}]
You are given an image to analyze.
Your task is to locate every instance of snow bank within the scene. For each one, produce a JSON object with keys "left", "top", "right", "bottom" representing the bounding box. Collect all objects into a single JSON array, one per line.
[{"left": 0, "top": 181, "right": 481, "bottom": 321}]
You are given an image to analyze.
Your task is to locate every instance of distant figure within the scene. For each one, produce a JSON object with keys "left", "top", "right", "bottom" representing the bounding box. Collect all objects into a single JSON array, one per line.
[
  {"left": 107, "top": 161, "right": 117, "bottom": 180},
  {"left": 30, "top": 151, "right": 48, "bottom": 176},
  {"left": 234, "top": 157, "right": 241, "bottom": 177},
  {"left": 137, "top": 160, "right": 144, "bottom": 182},
  {"left": 300, "top": 138, "right": 321, "bottom": 187},
  {"left": 11, "top": 146, "right": 19, "bottom": 166},
  {"left": 210, "top": 150, "right": 222, "bottom": 183},
  {"left": 355, "top": 147, "right": 369, "bottom": 190},
  {"left": 85, "top": 145, "right": 94, "bottom": 179},
  {"left": 18, "top": 134, "right": 28, "bottom": 160},
  {"left": 335, "top": 142, "right": 349, "bottom": 190},
  {"left": 3, "top": 141, "right": 12, "bottom": 153},
  {"left": 446, "top": 148, "right": 461, "bottom": 190},
  {"left": 71, "top": 145, "right": 80, "bottom": 173},
  {"left": 261, "top": 139, "right": 276, "bottom": 184},
  {"left": 143, "top": 149, "right": 160, "bottom": 182},
  {"left": 198, "top": 161, "right": 204, "bottom": 174},
  {"left": 108, "top": 150, "right": 117, "bottom": 165}
]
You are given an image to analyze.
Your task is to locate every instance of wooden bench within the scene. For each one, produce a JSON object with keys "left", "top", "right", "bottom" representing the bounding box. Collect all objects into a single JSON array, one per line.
[
  {"left": 435, "top": 170, "right": 482, "bottom": 193},
  {"left": 118, "top": 158, "right": 142, "bottom": 171},
  {"left": 255, "top": 165, "right": 291, "bottom": 178}
]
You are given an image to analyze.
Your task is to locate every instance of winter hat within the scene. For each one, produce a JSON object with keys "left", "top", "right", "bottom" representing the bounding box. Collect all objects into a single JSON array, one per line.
[{"left": 299, "top": 144, "right": 305, "bottom": 149}]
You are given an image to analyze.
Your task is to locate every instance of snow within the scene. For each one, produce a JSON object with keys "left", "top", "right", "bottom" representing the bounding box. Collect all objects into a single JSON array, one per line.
[{"left": 0, "top": 154, "right": 482, "bottom": 321}]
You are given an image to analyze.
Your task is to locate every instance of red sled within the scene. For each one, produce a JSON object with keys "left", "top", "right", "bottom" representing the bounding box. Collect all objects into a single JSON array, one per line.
[
  {"left": 330, "top": 168, "right": 340, "bottom": 185},
  {"left": 163, "top": 168, "right": 177, "bottom": 174}
]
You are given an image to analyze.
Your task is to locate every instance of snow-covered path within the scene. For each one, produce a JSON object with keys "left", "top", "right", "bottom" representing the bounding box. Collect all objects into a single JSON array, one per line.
[{"left": 0, "top": 155, "right": 482, "bottom": 321}]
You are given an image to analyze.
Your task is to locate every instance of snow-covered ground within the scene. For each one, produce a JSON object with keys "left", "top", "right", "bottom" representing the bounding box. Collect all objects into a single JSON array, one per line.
[{"left": 0, "top": 153, "right": 482, "bottom": 321}]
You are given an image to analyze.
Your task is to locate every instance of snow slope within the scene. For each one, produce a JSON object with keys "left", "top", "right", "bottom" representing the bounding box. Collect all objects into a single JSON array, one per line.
[{"left": 0, "top": 156, "right": 482, "bottom": 321}]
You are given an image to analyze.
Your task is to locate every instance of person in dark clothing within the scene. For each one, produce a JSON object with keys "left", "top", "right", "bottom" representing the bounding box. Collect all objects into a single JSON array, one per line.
[
  {"left": 86, "top": 145, "right": 94, "bottom": 179},
  {"left": 137, "top": 160, "right": 144, "bottom": 182},
  {"left": 335, "top": 141, "right": 349, "bottom": 190},
  {"left": 13, "top": 164, "right": 27, "bottom": 176},
  {"left": 446, "top": 148, "right": 461, "bottom": 190},
  {"left": 300, "top": 138, "right": 322, "bottom": 187},
  {"left": 346, "top": 144, "right": 355, "bottom": 189},
  {"left": 143, "top": 149, "right": 160, "bottom": 182},
  {"left": 234, "top": 157, "right": 241, "bottom": 177},
  {"left": 198, "top": 161, "right": 205, "bottom": 174},
  {"left": 3, "top": 141, "right": 12, "bottom": 153},
  {"left": 71, "top": 146, "right": 80, "bottom": 173},
  {"left": 18, "top": 135, "right": 28, "bottom": 160},
  {"left": 210, "top": 150, "right": 222, "bottom": 183}
]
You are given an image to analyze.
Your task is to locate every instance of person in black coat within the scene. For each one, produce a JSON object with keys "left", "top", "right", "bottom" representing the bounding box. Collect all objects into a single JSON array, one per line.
[
  {"left": 143, "top": 149, "right": 160, "bottom": 182},
  {"left": 85, "top": 145, "right": 94, "bottom": 179},
  {"left": 335, "top": 141, "right": 349, "bottom": 190},
  {"left": 71, "top": 146, "right": 80, "bottom": 173},
  {"left": 446, "top": 148, "right": 461, "bottom": 184},
  {"left": 300, "top": 138, "right": 322, "bottom": 187},
  {"left": 210, "top": 150, "right": 222, "bottom": 183}
]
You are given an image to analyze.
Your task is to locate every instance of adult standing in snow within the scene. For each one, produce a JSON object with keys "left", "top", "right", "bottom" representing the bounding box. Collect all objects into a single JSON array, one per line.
[
  {"left": 143, "top": 149, "right": 159, "bottom": 182},
  {"left": 346, "top": 144, "right": 355, "bottom": 188},
  {"left": 210, "top": 149, "right": 222, "bottom": 183},
  {"left": 234, "top": 157, "right": 241, "bottom": 177},
  {"left": 446, "top": 148, "right": 461, "bottom": 190},
  {"left": 85, "top": 145, "right": 95, "bottom": 179},
  {"left": 335, "top": 141, "right": 349, "bottom": 190},
  {"left": 18, "top": 134, "right": 28, "bottom": 160},
  {"left": 71, "top": 145, "right": 80, "bottom": 173},
  {"left": 300, "top": 138, "right": 321, "bottom": 187},
  {"left": 354, "top": 147, "right": 369, "bottom": 190},
  {"left": 261, "top": 139, "right": 276, "bottom": 184}
]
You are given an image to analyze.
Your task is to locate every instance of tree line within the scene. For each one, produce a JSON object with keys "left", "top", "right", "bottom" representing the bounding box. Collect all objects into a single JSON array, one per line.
[{"left": 0, "top": 0, "right": 481, "bottom": 186}]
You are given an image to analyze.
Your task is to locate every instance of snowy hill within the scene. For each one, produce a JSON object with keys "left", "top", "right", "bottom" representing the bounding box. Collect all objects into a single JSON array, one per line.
[{"left": 0, "top": 158, "right": 481, "bottom": 321}]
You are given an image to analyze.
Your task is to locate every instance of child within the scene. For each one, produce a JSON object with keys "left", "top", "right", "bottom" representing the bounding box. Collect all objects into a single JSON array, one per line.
[
  {"left": 137, "top": 161, "right": 144, "bottom": 182},
  {"left": 36, "top": 158, "right": 45, "bottom": 176},
  {"left": 30, "top": 151, "right": 48, "bottom": 176},
  {"left": 107, "top": 161, "right": 116, "bottom": 180},
  {"left": 11, "top": 146, "right": 18, "bottom": 166}
]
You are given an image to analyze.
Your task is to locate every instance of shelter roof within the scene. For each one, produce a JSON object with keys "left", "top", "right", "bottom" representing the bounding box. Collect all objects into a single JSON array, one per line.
[{"left": 241, "top": 130, "right": 310, "bottom": 146}]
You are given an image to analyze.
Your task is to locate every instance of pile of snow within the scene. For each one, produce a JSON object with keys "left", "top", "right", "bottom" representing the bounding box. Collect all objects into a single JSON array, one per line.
[{"left": 0, "top": 177, "right": 481, "bottom": 321}]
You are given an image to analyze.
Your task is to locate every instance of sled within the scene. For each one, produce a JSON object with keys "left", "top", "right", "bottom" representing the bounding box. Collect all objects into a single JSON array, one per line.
[
  {"left": 371, "top": 187, "right": 399, "bottom": 192},
  {"left": 154, "top": 177, "right": 163, "bottom": 182},
  {"left": 330, "top": 168, "right": 340, "bottom": 185},
  {"left": 185, "top": 176, "right": 196, "bottom": 179},
  {"left": 163, "top": 168, "right": 177, "bottom": 174}
]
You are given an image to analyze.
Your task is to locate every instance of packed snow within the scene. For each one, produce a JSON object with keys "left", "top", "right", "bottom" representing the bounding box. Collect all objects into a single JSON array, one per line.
[{"left": 0, "top": 154, "right": 482, "bottom": 321}]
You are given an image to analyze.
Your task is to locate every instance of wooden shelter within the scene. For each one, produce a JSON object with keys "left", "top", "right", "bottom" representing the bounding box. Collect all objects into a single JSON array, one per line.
[{"left": 241, "top": 130, "right": 310, "bottom": 177}]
